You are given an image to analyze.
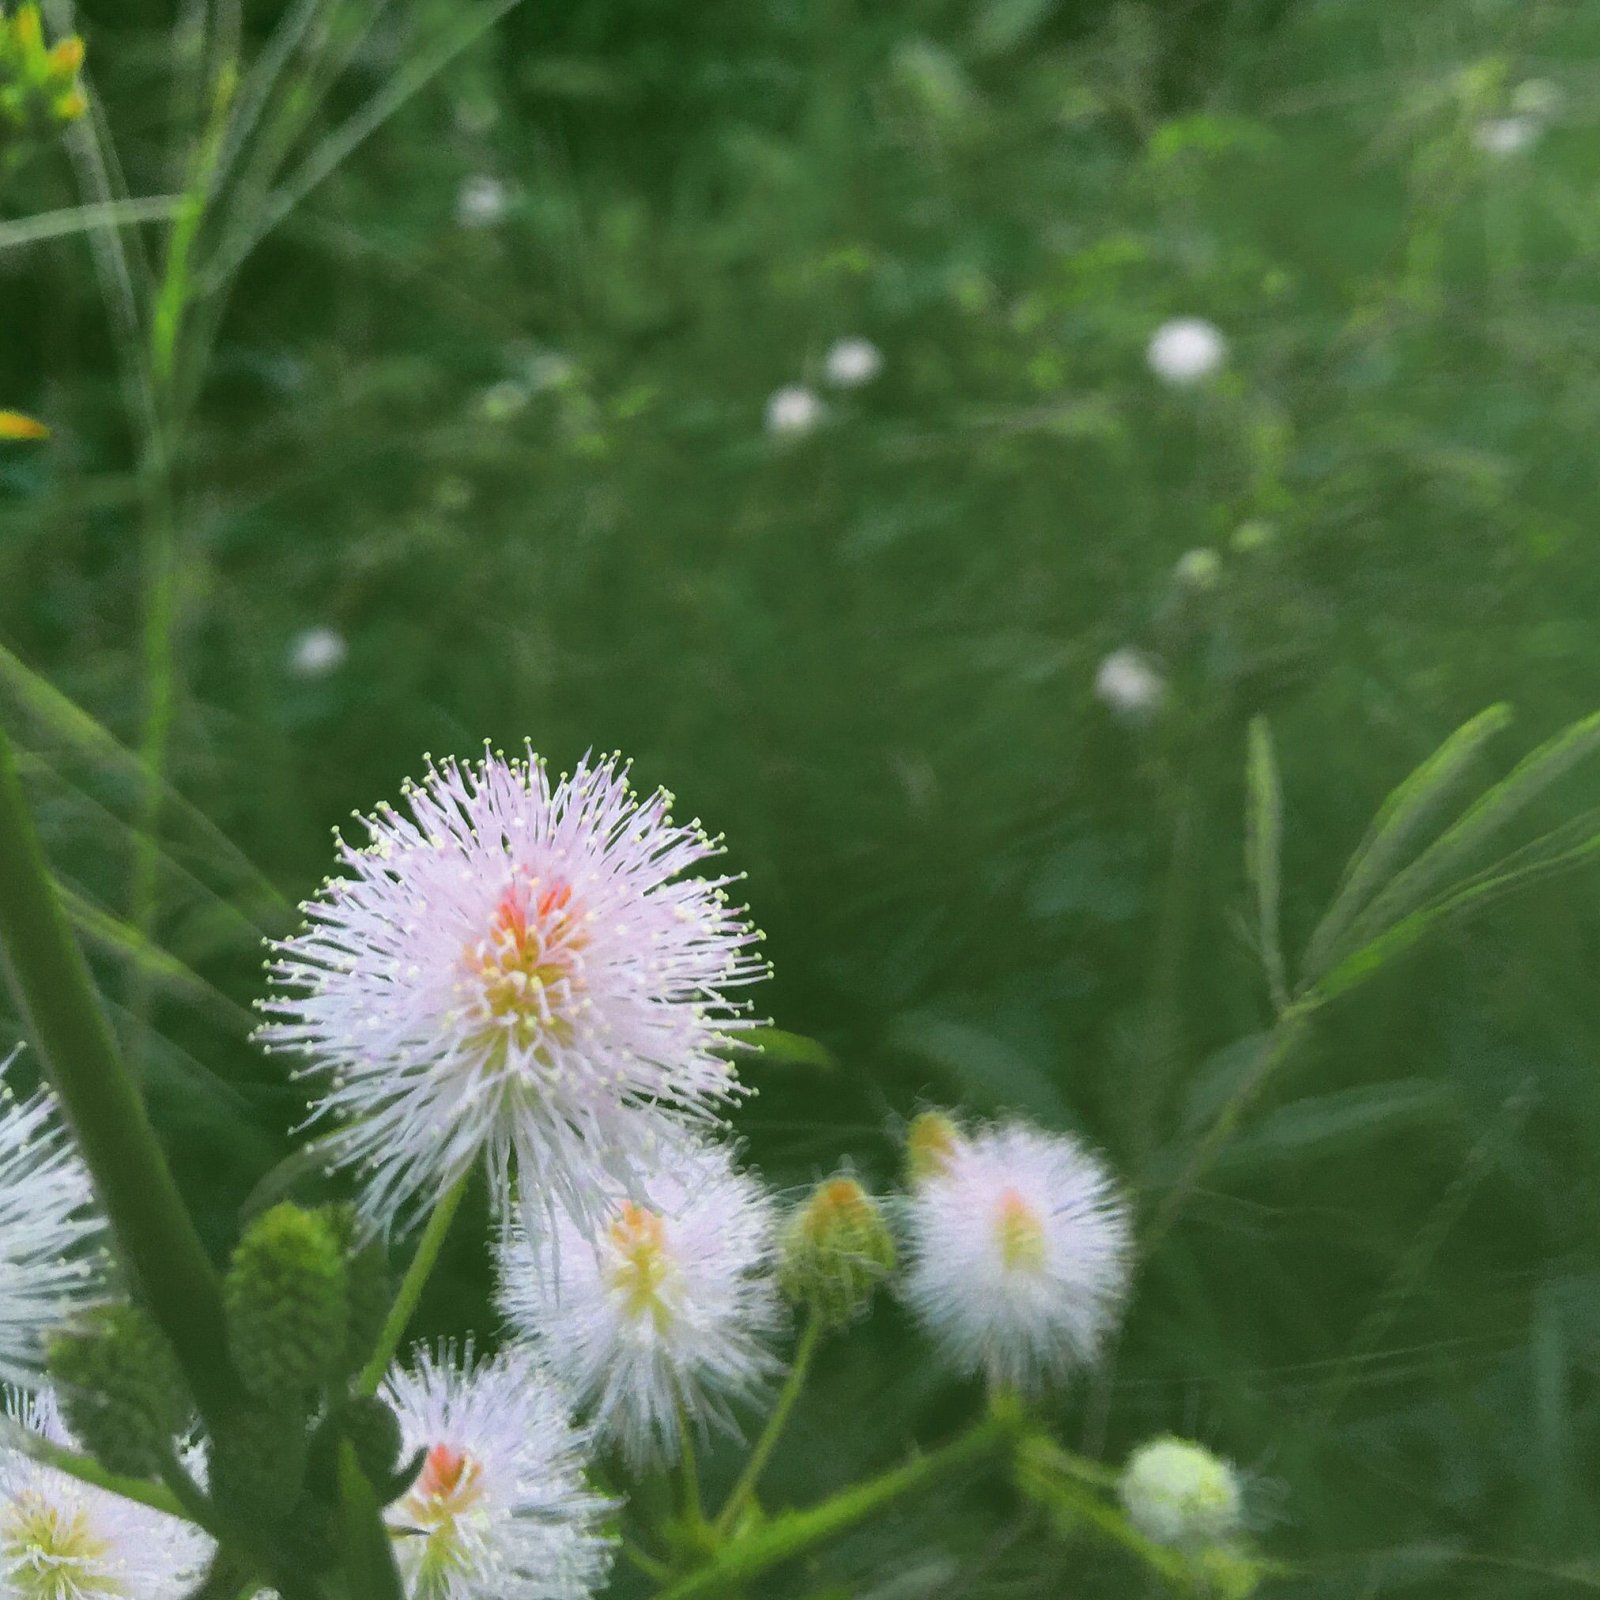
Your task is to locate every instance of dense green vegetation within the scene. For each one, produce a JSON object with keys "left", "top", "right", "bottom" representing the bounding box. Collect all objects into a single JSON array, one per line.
[{"left": 5, "top": 0, "right": 1600, "bottom": 1592}]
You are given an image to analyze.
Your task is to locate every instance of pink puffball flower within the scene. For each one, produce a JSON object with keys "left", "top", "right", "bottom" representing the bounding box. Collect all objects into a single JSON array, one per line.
[
  {"left": 496, "top": 1138, "right": 783, "bottom": 1472},
  {"left": 258, "top": 750, "right": 767, "bottom": 1234},
  {"left": 384, "top": 1344, "right": 615, "bottom": 1600},
  {"left": 902, "top": 1119, "right": 1132, "bottom": 1393},
  {"left": 0, "top": 1387, "right": 211, "bottom": 1598},
  {"left": 0, "top": 1050, "right": 101, "bottom": 1389}
]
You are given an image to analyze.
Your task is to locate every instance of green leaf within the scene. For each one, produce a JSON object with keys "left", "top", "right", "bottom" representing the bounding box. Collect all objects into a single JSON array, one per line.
[
  {"left": 1301, "top": 704, "right": 1512, "bottom": 982},
  {"left": 745, "top": 1026, "right": 836, "bottom": 1071},
  {"left": 1244, "top": 717, "right": 1287, "bottom": 1007},
  {"left": 1204, "top": 1079, "right": 1452, "bottom": 1173},
  {"left": 886, "top": 1013, "right": 1068, "bottom": 1122}
]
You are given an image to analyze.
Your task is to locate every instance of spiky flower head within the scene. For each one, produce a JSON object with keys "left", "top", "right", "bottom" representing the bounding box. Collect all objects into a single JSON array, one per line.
[
  {"left": 1119, "top": 1436, "right": 1243, "bottom": 1548},
  {"left": 382, "top": 1344, "right": 615, "bottom": 1600},
  {"left": 778, "top": 1174, "right": 895, "bottom": 1328},
  {"left": 1146, "top": 317, "right": 1228, "bottom": 386},
  {"left": 0, "top": 1050, "right": 101, "bottom": 1390},
  {"left": 901, "top": 1119, "right": 1131, "bottom": 1393},
  {"left": 496, "top": 1138, "right": 783, "bottom": 1471},
  {"left": 258, "top": 750, "right": 766, "bottom": 1233},
  {"left": 0, "top": 1388, "right": 210, "bottom": 1600}
]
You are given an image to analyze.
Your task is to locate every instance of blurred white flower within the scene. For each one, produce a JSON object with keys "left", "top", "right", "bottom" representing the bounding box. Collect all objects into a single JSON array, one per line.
[
  {"left": 287, "top": 627, "right": 347, "bottom": 680},
  {"left": 1094, "top": 649, "right": 1165, "bottom": 719},
  {"left": 497, "top": 1138, "right": 783, "bottom": 1471},
  {"left": 1472, "top": 115, "right": 1540, "bottom": 158},
  {"left": 384, "top": 1344, "right": 615, "bottom": 1600},
  {"left": 259, "top": 751, "right": 765, "bottom": 1233},
  {"left": 1146, "top": 318, "right": 1228, "bottom": 386},
  {"left": 1120, "top": 1437, "right": 1243, "bottom": 1547},
  {"left": 0, "top": 1050, "right": 101, "bottom": 1388},
  {"left": 902, "top": 1119, "right": 1131, "bottom": 1393},
  {"left": 1173, "top": 548, "right": 1221, "bottom": 591},
  {"left": 456, "top": 175, "right": 509, "bottom": 230},
  {"left": 765, "top": 385, "right": 824, "bottom": 438},
  {"left": 0, "top": 1387, "right": 211, "bottom": 1597},
  {"left": 823, "top": 338, "right": 883, "bottom": 389}
]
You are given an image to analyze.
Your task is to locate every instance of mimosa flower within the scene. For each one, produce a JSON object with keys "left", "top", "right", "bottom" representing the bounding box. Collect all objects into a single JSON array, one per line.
[
  {"left": 765, "top": 385, "right": 824, "bottom": 437},
  {"left": 1120, "top": 1436, "right": 1243, "bottom": 1547},
  {"left": 496, "top": 1139, "right": 782, "bottom": 1471},
  {"left": 1094, "top": 649, "right": 1165, "bottom": 719},
  {"left": 0, "top": 1051, "right": 101, "bottom": 1388},
  {"left": 286, "top": 627, "right": 347, "bottom": 679},
  {"left": 902, "top": 1119, "right": 1131, "bottom": 1393},
  {"left": 384, "top": 1345, "right": 614, "bottom": 1600},
  {"left": 258, "top": 751, "right": 765, "bottom": 1232},
  {"left": 0, "top": 1388, "right": 210, "bottom": 1599},
  {"left": 823, "top": 339, "right": 883, "bottom": 388},
  {"left": 1146, "top": 318, "right": 1228, "bottom": 386}
]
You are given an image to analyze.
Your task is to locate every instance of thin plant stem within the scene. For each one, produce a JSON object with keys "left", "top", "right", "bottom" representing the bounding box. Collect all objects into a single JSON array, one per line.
[
  {"left": 0, "top": 1422, "right": 187, "bottom": 1520},
  {"left": 0, "top": 725, "right": 238, "bottom": 1421},
  {"left": 677, "top": 1404, "right": 704, "bottom": 1531},
  {"left": 356, "top": 1171, "right": 470, "bottom": 1394},
  {"left": 623, "top": 1542, "right": 671, "bottom": 1583},
  {"left": 714, "top": 1316, "right": 822, "bottom": 1537},
  {"left": 652, "top": 1414, "right": 1016, "bottom": 1600}
]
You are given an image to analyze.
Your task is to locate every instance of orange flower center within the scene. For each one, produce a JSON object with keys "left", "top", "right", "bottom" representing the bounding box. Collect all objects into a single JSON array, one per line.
[
  {"left": 606, "top": 1201, "right": 675, "bottom": 1326},
  {"left": 995, "top": 1188, "right": 1046, "bottom": 1274},
  {"left": 465, "top": 874, "right": 588, "bottom": 1050}
]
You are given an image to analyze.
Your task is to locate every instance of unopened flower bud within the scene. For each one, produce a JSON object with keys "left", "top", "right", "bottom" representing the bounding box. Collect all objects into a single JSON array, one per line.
[
  {"left": 779, "top": 1175, "right": 896, "bottom": 1328},
  {"left": 905, "top": 1111, "right": 962, "bottom": 1184},
  {"left": 1119, "top": 1436, "right": 1243, "bottom": 1547},
  {"left": 224, "top": 1202, "right": 348, "bottom": 1403},
  {"left": 319, "top": 1202, "right": 392, "bottom": 1377},
  {"left": 47, "top": 1304, "right": 193, "bottom": 1476}
]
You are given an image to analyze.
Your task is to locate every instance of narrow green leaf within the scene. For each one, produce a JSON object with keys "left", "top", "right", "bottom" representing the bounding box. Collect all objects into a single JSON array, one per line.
[
  {"left": 1313, "top": 708, "right": 1600, "bottom": 980},
  {"left": 0, "top": 196, "right": 183, "bottom": 252},
  {"left": 745, "top": 1026, "right": 836, "bottom": 1071},
  {"left": 1205, "top": 1079, "right": 1451, "bottom": 1172},
  {"left": 886, "top": 1012, "right": 1068, "bottom": 1122},
  {"left": 1244, "top": 717, "right": 1287, "bottom": 1008},
  {"left": 1301, "top": 705, "right": 1511, "bottom": 982}
]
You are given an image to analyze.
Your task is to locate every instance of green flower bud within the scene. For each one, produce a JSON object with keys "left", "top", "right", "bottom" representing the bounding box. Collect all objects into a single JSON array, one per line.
[
  {"left": 1119, "top": 1436, "right": 1243, "bottom": 1548},
  {"left": 224, "top": 1202, "right": 348, "bottom": 1404},
  {"left": 47, "top": 1304, "right": 192, "bottom": 1476},
  {"left": 341, "top": 1395, "right": 403, "bottom": 1485},
  {"left": 905, "top": 1110, "right": 962, "bottom": 1184},
  {"left": 208, "top": 1405, "right": 309, "bottom": 1526},
  {"left": 319, "top": 1202, "right": 391, "bottom": 1377},
  {"left": 778, "top": 1174, "right": 896, "bottom": 1328}
]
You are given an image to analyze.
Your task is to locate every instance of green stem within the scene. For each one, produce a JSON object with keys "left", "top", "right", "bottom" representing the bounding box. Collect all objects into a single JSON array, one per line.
[
  {"left": 623, "top": 1543, "right": 671, "bottom": 1583},
  {"left": 2, "top": 1424, "right": 186, "bottom": 1520},
  {"left": 677, "top": 1405, "right": 704, "bottom": 1530},
  {"left": 1139, "top": 1000, "right": 1313, "bottom": 1256},
  {"left": 356, "top": 1172, "right": 469, "bottom": 1394},
  {"left": 714, "top": 1316, "right": 822, "bottom": 1537},
  {"left": 653, "top": 1414, "right": 1015, "bottom": 1600},
  {"left": 0, "top": 725, "right": 238, "bottom": 1422}
]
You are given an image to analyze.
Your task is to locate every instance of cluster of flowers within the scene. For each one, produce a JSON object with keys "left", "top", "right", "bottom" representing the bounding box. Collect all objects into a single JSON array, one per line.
[{"left": 0, "top": 748, "right": 1249, "bottom": 1597}]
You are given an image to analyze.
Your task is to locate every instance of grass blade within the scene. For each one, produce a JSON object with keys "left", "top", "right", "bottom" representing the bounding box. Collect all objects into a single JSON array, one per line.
[
  {"left": 0, "top": 196, "right": 182, "bottom": 252},
  {"left": 1245, "top": 716, "right": 1288, "bottom": 1009},
  {"left": 1301, "top": 704, "right": 1511, "bottom": 983}
]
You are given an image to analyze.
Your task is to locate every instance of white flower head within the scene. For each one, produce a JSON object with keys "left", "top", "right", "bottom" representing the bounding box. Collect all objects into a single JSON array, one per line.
[
  {"left": 901, "top": 1119, "right": 1131, "bottom": 1393},
  {"left": 287, "top": 627, "right": 348, "bottom": 680},
  {"left": 823, "top": 338, "right": 883, "bottom": 389},
  {"left": 258, "top": 749, "right": 766, "bottom": 1233},
  {"left": 765, "top": 385, "right": 824, "bottom": 438},
  {"left": 0, "top": 1387, "right": 211, "bottom": 1599},
  {"left": 1119, "top": 1436, "right": 1243, "bottom": 1547},
  {"left": 0, "top": 1051, "right": 101, "bottom": 1388},
  {"left": 456, "top": 175, "right": 509, "bottom": 230},
  {"left": 497, "top": 1138, "right": 783, "bottom": 1471},
  {"left": 384, "top": 1344, "right": 615, "bottom": 1600},
  {"left": 1472, "top": 114, "right": 1540, "bottom": 158},
  {"left": 1094, "top": 648, "right": 1165, "bottom": 720},
  {"left": 1146, "top": 318, "right": 1228, "bottom": 386}
]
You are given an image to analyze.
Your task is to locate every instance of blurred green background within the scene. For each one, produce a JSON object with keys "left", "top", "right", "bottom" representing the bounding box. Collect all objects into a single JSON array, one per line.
[{"left": 5, "top": 0, "right": 1600, "bottom": 1593}]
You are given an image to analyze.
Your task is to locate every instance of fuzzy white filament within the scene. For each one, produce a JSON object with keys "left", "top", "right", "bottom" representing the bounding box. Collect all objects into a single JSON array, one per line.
[
  {"left": 1146, "top": 318, "right": 1228, "bottom": 386},
  {"left": 902, "top": 1120, "right": 1131, "bottom": 1393},
  {"left": 258, "top": 750, "right": 766, "bottom": 1233},
  {"left": 0, "top": 1388, "right": 210, "bottom": 1600},
  {"left": 496, "top": 1139, "right": 783, "bottom": 1471},
  {"left": 0, "top": 1051, "right": 101, "bottom": 1389},
  {"left": 384, "top": 1344, "right": 615, "bottom": 1600}
]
